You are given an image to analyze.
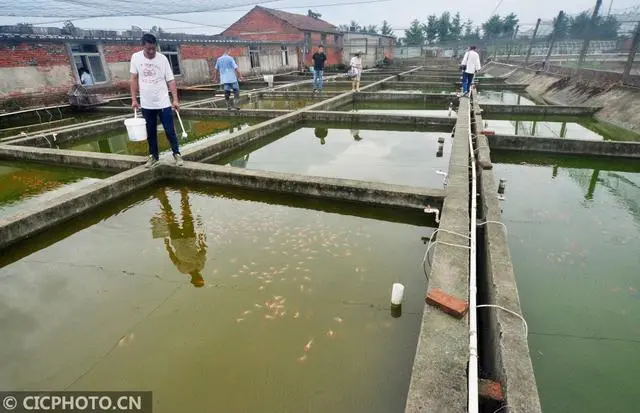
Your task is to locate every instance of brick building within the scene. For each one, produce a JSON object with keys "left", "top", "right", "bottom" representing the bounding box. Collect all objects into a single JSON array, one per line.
[
  {"left": 222, "top": 6, "right": 344, "bottom": 68},
  {"left": 342, "top": 32, "right": 395, "bottom": 68},
  {"left": 0, "top": 28, "right": 300, "bottom": 107}
]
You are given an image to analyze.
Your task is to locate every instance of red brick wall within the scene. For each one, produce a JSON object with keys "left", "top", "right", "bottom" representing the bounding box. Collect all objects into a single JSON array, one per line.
[
  {"left": 223, "top": 8, "right": 303, "bottom": 42},
  {"left": 0, "top": 42, "right": 71, "bottom": 68},
  {"left": 103, "top": 44, "right": 140, "bottom": 63}
]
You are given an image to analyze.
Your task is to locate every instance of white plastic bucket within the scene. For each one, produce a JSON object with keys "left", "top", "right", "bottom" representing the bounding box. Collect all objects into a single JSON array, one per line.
[
  {"left": 124, "top": 109, "right": 147, "bottom": 142},
  {"left": 391, "top": 283, "right": 405, "bottom": 306}
]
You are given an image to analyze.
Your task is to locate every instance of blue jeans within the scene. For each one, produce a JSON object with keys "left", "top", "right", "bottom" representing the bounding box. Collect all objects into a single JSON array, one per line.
[
  {"left": 462, "top": 72, "right": 474, "bottom": 94},
  {"left": 313, "top": 69, "right": 324, "bottom": 90},
  {"left": 141, "top": 107, "right": 180, "bottom": 160},
  {"left": 223, "top": 82, "right": 240, "bottom": 93}
]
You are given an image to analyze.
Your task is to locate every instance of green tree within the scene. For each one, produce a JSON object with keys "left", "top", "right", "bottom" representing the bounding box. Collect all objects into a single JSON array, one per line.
[
  {"left": 404, "top": 19, "right": 426, "bottom": 46},
  {"left": 552, "top": 12, "right": 570, "bottom": 40},
  {"left": 569, "top": 11, "right": 591, "bottom": 38},
  {"left": 307, "top": 10, "right": 321, "bottom": 19},
  {"left": 596, "top": 15, "right": 620, "bottom": 39},
  {"left": 501, "top": 13, "right": 519, "bottom": 38},
  {"left": 462, "top": 18, "right": 474, "bottom": 39},
  {"left": 364, "top": 24, "right": 378, "bottom": 34},
  {"left": 450, "top": 12, "right": 463, "bottom": 41},
  {"left": 380, "top": 20, "right": 393, "bottom": 36},
  {"left": 482, "top": 15, "right": 503, "bottom": 39},
  {"left": 424, "top": 14, "right": 438, "bottom": 44},
  {"left": 338, "top": 24, "right": 350, "bottom": 32},
  {"left": 437, "top": 12, "right": 452, "bottom": 42},
  {"left": 349, "top": 20, "right": 361, "bottom": 33}
]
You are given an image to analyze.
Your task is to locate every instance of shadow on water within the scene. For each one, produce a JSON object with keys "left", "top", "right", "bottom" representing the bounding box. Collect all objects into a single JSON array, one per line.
[
  {"left": 491, "top": 150, "right": 640, "bottom": 173},
  {"left": 0, "top": 182, "right": 435, "bottom": 269}
]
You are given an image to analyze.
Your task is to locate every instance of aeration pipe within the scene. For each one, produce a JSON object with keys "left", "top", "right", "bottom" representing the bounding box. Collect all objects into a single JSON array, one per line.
[{"left": 467, "top": 96, "right": 479, "bottom": 413}]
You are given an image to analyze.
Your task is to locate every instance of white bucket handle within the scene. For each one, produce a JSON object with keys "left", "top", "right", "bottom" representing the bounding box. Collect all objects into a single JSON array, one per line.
[{"left": 134, "top": 108, "right": 138, "bottom": 118}]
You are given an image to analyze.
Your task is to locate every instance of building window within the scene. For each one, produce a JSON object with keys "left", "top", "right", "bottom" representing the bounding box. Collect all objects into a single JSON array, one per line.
[
  {"left": 249, "top": 46, "right": 260, "bottom": 68},
  {"left": 160, "top": 44, "right": 181, "bottom": 75},
  {"left": 334, "top": 34, "right": 340, "bottom": 45},
  {"left": 321, "top": 34, "right": 327, "bottom": 45},
  {"left": 70, "top": 43, "right": 107, "bottom": 84},
  {"left": 281, "top": 45, "right": 289, "bottom": 66},
  {"left": 304, "top": 32, "right": 311, "bottom": 53}
]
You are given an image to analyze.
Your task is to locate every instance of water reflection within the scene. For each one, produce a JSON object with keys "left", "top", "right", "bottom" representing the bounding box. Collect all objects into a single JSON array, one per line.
[
  {"left": 151, "top": 187, "right": 208, "bottom": 288},
  {"left": 230, "top": 154, "right": 250, "bottom": 168},
  {"left": 314, "top": 127, "right": 328, "bottom": 145}
]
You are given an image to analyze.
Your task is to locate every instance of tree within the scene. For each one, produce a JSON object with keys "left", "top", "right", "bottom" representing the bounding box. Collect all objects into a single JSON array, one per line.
[
  {"left": 501, "top": 13, "right": 519, "bottom": 38},
  {"left": 364, "top": 25, "right": 378, "bottom": 34},
  {"left": 552, "top": 12, "right": 570, "bottom": 40},
  {"left": 404, "top": 19, "right": 425, "bottom": 46},
  {"left": 307, "top": 10, "right": 321, "bottom": 19},
  {"left": 424, "top": 14, "right": 438, "bottom": 45},
  {"left": 482, "top": 15, "right": 503, "bottom": 39},
  {"left": 338, "top": 24, "right": 350, "bottom": 32},
  {"left": 150, "top": 25, "right": 165, "bottom": 34},
  {"left": 463, "top": 19, "right": 474, "bottom": 39},
  {"left": 596, "top": 15, "right": 620, "bottom": 39},
  {"left": 380, "top": 20, "right": 393, "bottom": 36},
  {"left": 16, "top": 22, "right": 33, "bottom": 34},
  {"left": 450, "top": 13, "right": 463, "bottom": 41},
  {"left": 349, "top": 20, "right": 361, "bottom": 32},
  {"left": 437, "top": 12, "right": 452, "bottom": 42},
  {"left": 569, "top": 11, "right": 591, "bottom": 38},
  {"left": 569, "top": 12, "right": 619, "bottom": 40},
  {"left": 396, "top": 37, "right": 404, "bottom": 46}
]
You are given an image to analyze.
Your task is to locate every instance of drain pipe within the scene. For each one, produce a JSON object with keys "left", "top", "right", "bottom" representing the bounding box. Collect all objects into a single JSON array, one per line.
[{"left": 467, "top": 98, "right": 479, "bottom": 413}]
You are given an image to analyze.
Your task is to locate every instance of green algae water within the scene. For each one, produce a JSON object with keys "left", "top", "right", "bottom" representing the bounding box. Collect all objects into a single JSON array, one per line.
[
  {"left": 213, "top": 124, "right": 453, "bottom": 188},
  {"left": 0, "top": 112, "right": 108, "bottom": 139},
  {"left": 60, "top": 117, "right": 265, "bottom": 156},
  {"left": 492, "top": 152, "right": 640, "bottom": 413},
  {"left": 241, "top": 98, "right": 314, "bottom": 110},
  {"left": 0, "top": 184, "right": 432, "bottom": 413},
  {"left": 0, "top": 160, "right": 111, "bottom": 218}
]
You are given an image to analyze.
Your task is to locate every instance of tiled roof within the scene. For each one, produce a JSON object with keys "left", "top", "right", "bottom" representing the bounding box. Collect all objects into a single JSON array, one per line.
[{"left": 256, "top": 6, "right": 340, "bottom": 34}]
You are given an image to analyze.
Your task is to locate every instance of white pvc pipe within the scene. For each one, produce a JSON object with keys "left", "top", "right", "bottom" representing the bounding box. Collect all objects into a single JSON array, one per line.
[{"left": 467, "top": 93, "right": 479, "bottom": 413}]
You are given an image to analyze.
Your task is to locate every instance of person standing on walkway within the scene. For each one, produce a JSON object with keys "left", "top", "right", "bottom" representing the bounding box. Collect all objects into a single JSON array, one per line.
[
  {"left": 350, "top": 52, "right": 363, "bottom": 92},
  {"left": 311, "top": 45, "right": 327, "bottom": 95},
  {"left": 79, "top": 68, "right": 94, "bottom": 86},
  {"left": 460, "top": 45, "right": 481, "bottom": 97},
  {"left": 214, "top": 48, "right": 245, "bottom": 110},
  {"left": 130, "top": 33, "right": 183, "bottom": 168}
]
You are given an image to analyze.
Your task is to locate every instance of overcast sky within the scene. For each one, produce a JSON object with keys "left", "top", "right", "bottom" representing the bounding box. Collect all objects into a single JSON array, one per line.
[{"left": 0, "top": 0, "right": 637, "bottom": 36}]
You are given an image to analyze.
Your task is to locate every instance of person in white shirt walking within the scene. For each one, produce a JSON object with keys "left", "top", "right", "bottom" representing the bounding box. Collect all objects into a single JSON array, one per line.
[
  {"left": 350, "top": 52, "right": 363, "bottom": 92},
  {"left": 79, "top": 68, "right": 94, "bottom": 86},
  {"left": 460, "top": 45, "right": 481, "bottom": 97},
  {"left": 130, "top": 33, "right": 183, "bottom": 168}
]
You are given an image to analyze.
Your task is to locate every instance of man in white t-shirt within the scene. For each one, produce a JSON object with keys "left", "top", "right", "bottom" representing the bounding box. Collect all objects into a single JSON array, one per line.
[
  {"left": 130, "top": 33, "right": 183, "bottom": 168},
  {"left": 460, "top": 45, "right": 481, "bottom": 97},
  {"left": 350, "top": 52, "right": 363, "bottom": 92}
]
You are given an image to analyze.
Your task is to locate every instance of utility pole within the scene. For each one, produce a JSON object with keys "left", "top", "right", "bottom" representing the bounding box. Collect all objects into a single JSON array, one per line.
[
  {"left": 525, "top": 18, "right": 542, "bottom": 64},
  {"left": 545, "top": 11, "right": 565, "bottom": 71},
  {"left": 623, "top": 22, "right": 640, "bottom": 84},
  {"left": 577, "top": 0, "right": 604, "bottom": 69}
]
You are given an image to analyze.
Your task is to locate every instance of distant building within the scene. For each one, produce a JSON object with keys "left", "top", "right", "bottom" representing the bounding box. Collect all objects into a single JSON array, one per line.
[
  {"left": 222, "top": 6, "right": 343, "bottom": 68},
  {"left": 342, "top": 32, "right": 395, "bottom": 68},
  {"left": 0, "top": 26, "right": 300, "bottom": 105}
]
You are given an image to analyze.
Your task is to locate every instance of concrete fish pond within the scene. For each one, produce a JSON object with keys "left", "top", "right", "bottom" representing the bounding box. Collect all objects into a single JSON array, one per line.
[
  {"left": 0, "top": 184, "right": 433, "bottom": 413},
  {"left": 0, "top": 160, "right": 111, "bottom": 218},
  {"left": 491, "top": 152, "right": 640, "bottom": 413},
  {"left": 59, "top": 117, "right": 267, "bottom": 156},
  {"left": 210, "top": 124, "right": 454, "bottom": 188}
]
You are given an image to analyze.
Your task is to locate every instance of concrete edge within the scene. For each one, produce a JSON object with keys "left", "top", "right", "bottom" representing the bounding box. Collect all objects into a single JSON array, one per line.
[
  {"left": 302, "top": 111, "right": 457, "bottom": 126},
  {"left": 0, "top": 144, "right": 146, "bottom": 172},
  {"left": 488, "top": 134, "right": 640, "bottom": 158},
  {"left": 480, "top": 104, "right": 601, "bottom": 116},
  {"left": 0, "top": 166, "right": 156, "bottom": 250},
  {"left": 404, "top": 97, "right": 471, "bottom": 413},
  {"left": 158, "top": 161, "right": 445, "bottom": 211}
]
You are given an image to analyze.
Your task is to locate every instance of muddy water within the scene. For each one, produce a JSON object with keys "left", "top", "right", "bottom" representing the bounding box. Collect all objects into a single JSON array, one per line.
[
  {"left": 0, "top": 184, "right": 432, "bottom": 413},
  {"left": 492, "top": 152, "right": 640, "bottom": 413},
  {"left": 483, "top": 117, "right": 606, "bottom": 140},
  {"left": 1, "top": 112, "right": 108, "bottom": 139},
  {"left": 0, "top": 160, "right": 111, "bottom": 218},
  {"left": 214, "top": 125, "right": 453, "bottom": 188},
  {"left": 241, "top": 99, "right": 314, "bottom": 110},
  {"left": 476, "top": 90, "right": 537, "bottom": 105},
  {"left": 60, "top": 117, "right": 265, "bottom": 156}
]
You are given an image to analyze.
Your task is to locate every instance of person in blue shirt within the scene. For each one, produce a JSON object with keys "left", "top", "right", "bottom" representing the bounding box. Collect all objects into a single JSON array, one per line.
[{"left": 214, "top": 49, "right": 245, "bottom": 110}]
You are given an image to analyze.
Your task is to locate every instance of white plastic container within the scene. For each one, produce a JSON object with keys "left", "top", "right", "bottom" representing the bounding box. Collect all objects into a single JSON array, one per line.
[
  {"left": 390, "top": 283, "right": 405, "bottom": 306},
  {"left": 124, "top": 109, "right": 147, "bottom": 142}
]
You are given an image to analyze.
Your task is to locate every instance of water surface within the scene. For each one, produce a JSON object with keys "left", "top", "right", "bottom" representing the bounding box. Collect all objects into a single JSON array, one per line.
[
  {"left": 492, "top": 152, "right": 640, "bottom": 413},
  {"left": 0, "top": 184, "right": 431, "bottom": 413}
]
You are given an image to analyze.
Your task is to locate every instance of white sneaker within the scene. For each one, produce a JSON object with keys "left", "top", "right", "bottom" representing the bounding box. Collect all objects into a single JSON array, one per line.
[
  {"left": 174, "top": 154, "right": 184, "bottom": 167},
  {"left": 144, "top": 156, "right": 159, "bottom": 168}
]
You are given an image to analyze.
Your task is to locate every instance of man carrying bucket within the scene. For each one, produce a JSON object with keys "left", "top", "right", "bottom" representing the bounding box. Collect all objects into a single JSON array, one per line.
[{"left": 130, "top": 33, "right": 183, "bottom": 168}]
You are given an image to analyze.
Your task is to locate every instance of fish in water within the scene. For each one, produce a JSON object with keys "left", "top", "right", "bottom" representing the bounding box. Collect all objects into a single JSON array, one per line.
[
  {"left": 118, "top": 332, "right": 135, "bottom": 348},
  {"left": 333, "top": 316, "right": 343, "bottom": 323},
  {"left": 274, "top": 295, "right": 283, "bottom": 300},
  {"left": 294, "top": 312, "right": 300, "bottom": 319},
  {"left": 259, "top": 286, "right": 265, "bottom": 291},
  {"left": 236, "top": 318, "right": 245, "bottom": 323},
  {"left": 327, "top": 330, "right": 335, "bottom": 338},
  {"left": 304, "top": 339, "right": 314, "bottom": 352},
  {"left": 242, "top": 310, "right": 251, "bottom": 315},
  {"left": 254, "top": 303, "right": 263, "bottom": 308},
  {"left": 265, "top": 314, "right": 275, "bottom": 320},
  {"left": 297, "top": 355, "right": 307, "bottom": 362}
]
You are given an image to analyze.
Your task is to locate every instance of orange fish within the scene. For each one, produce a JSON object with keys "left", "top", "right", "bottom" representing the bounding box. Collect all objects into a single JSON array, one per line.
[{"left": 304, "top": 339, "right": 313, "bottom": 352}]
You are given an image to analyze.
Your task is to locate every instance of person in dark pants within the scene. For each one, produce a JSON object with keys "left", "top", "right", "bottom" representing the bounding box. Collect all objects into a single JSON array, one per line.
[
  {"left": 153, "top": 187, "right": 208, "bottom": 288},
  {"left": 214, "top": 48, "right": 245, "bottom": 110},
  {"left": 130, "top": 33, "right": 183, "bottom": 168},
  {"left": 460, "top": 45, "right": 481, "bottom": 97},
  {"left": 311, "top": 45, "right": 327, "bottom": 95}
]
